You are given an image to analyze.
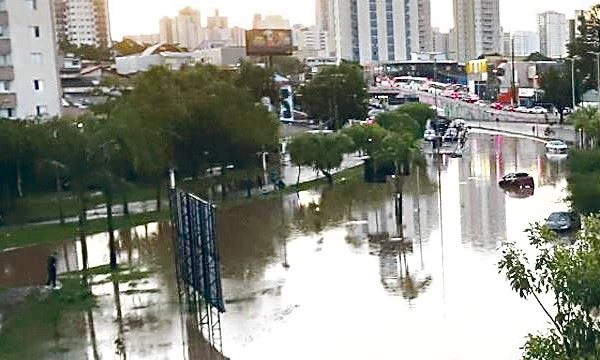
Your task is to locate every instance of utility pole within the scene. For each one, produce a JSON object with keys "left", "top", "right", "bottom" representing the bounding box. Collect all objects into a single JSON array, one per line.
[{"left": 511, "top": 36, "right": 517, "bottom": 106}]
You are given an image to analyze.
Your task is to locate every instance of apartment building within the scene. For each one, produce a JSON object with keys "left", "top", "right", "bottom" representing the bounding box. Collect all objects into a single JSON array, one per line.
[{"left": 0, "top": 0, "right": 61, "bottom": 118}]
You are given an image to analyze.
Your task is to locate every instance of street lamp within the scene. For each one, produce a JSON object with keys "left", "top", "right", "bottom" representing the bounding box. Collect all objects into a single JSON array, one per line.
[
  {"left": 587, "top": 51, "right": 600, "bottom": 108},
  {"left": 566, "top": 55, "right": 581, "bottom": 109}
]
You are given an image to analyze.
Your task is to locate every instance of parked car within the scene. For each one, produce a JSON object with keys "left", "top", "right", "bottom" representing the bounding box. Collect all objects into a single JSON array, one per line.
[
  {"left": 502, "top": 105, "right": 515, "bottom": 112},
  {"left": 498, "top": 172, "right": 534, "bottom": 189},
  {"left": 528, "top": 106, "right": 548, "bottom": 114},
  {"left": 515, "top": 106, "right": 530, "bottom": 113},
  {"left": 504, "top": 186, "right": 535, "bottom": 198},
  {"left": 490, "top": 102, "right": 504, "bottom": 110},
  {"left": 423, "top": 129, "right": 437, "bottom": 141},
  {"left": 443, "top": 127, "right": 459, "bottom": 142},
  {"left": 545, "top": 211, "right": 581, "bottom": 232}
]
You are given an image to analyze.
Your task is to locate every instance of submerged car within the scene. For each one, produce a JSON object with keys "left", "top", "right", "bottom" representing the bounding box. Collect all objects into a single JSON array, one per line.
[
  {"left": 545, "top": 140, "right": 568, "bottom": 154},
  {"left": 545, "top": 211, "right": 580, "bottom": 232},
  {"left": 498, "top": 172, "right": 534, "bottom": 189}
]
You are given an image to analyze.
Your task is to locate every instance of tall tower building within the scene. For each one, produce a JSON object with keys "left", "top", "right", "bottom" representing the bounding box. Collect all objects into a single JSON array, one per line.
[
  {"left": 432, "top": 28, "right": 449, "bottom": 54},
  {"left": 405, "top": 0, "right": 433, "bottom": 55},
  {"left": 175, "top": 7, "right": 202, "bottom": 50},
  {"left": 452, "top": 0, "right": 501, "bottom": 62},
  {"left": 537, "top": 11, "right": 568, "bottom": 58},
  {"left": 316, "top": 0, "right": 331, "bottom": 33},
  {"left": 1, "top": 0, "right": 62, "bottom": 118},
  {"left": 511, "top": 31, "right": 540, "bottom": 56},
  {"left": 159, "top": 17, "right": 175, "bottom": 44},
  {"left": 329, "top": 0, "right": 410, "bottom": 64},
  {"left": 53, "top": 0, "right": 111, "bottom": 48},
  {"left": 206, "top": 9, "right": 229, "bottom": 42}
]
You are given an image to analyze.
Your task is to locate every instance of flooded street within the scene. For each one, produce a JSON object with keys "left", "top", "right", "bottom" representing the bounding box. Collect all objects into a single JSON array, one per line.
[{"left": 0, "top": 133, "right": 569, "bottom": 359}]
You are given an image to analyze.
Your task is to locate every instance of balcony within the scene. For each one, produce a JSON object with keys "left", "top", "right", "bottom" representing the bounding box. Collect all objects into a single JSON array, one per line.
[
  {"left": 0, "top": 93, "right": 16, "bottom": 108},
  {"left": 0, "top": 65, "right": 13, "bottom": 81},
  {"left": 0, "top": 39, "right": 9, "bottom": 55},
  {"left": 0, "top": 11, "right": 7, "bottom": 28}
]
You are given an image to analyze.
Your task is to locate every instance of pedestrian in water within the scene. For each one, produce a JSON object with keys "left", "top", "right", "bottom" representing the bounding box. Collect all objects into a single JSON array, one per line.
[
  {"left": 532, "top": 125, "right": 536, "bottom": 135},
  {"left": 46, "top": 252, "right": 57, "bottom": 288}
]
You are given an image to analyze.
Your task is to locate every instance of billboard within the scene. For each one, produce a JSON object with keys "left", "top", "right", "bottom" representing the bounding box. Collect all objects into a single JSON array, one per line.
[{"left": 246, "top": 29, "right": 293, "bottom": 56}]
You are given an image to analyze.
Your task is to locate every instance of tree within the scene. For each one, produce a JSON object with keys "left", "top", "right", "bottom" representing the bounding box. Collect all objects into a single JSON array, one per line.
[
  {"left": 235, "top": 61, "right": 277, "bottom": 103},
  {"left": 571, "top": 107, "right": 600, "bottom": 148},
  {"left": 567, "top": 149, "right": 600, "bottom": 214},
  {"left": 395, "top": 103, "right": 436, "bottom": 135},
  {"left": 540, "top": 68, "right": 571, "bottom": 122},
  {"left": 288, "top": 132, "right": 353, "bottom": 185},
  {"left": 499, "top": 215, "right": 600, "bottom": 359},
  {"left": 110, "top": 39, "right": 147, "bottom": 57},
  {"left": 59, "top": 40, "right": 110, "bottom": 62},
  {"left": 301, "top": 62, "right": 368, "bottom": 129},
  {"left": 567, "top": 5, "right": 600, "bottom": 93},
  {"left": 271, "top": 56, "right": 306, "bottom": 76},
  {"left": 525, "top": 52, "right": 553, "bottom": 62}
]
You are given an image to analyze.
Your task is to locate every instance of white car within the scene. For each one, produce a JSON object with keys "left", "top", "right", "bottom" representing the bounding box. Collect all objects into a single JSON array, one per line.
[
  {"left": 515, "top": 106, "right": 530, "bottom": 113},
  {"left": 529, "top": 106, "right": 548, "bottom": 114},
  {"left": 545, "top": 140, "right": 568, "bottom": 154},
  {"left": 423, "top": 129, "right": 437, "bottom": 141}
]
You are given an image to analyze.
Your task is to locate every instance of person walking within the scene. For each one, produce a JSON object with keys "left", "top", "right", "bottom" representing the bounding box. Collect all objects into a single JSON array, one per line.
[{"left": 46, "top": 252, "right": 57, "bottom": 288}]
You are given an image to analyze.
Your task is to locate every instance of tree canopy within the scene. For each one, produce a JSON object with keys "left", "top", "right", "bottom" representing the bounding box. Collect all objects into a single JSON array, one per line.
[
  {"left": 500, "top": 215, "right": 600, "bottom": 359},
  {"left": 300, "top": 62, "right": 368, "bottom": 129},
  {"left": 540, "top": 68, "right": 571, "bottom": 121}
]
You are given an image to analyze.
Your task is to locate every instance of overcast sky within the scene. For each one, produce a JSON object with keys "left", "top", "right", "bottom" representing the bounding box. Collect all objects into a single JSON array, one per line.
[{"left": 109, "top": 0, "right": 599, "bottom": 39}]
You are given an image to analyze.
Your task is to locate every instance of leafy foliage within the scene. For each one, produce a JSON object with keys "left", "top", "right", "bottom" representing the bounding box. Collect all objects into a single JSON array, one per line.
[
  {"left": 567, "top": 149, "right": 600, "bottom": 214},
  {"left": 499, "top": 215, "right": 600, "bottom": 359},
  {"left": 300, "top": 62, "right": 368, "bottom": 129},
  {"left": 539, "top": 68, "right": 572, "bottom": 121}
]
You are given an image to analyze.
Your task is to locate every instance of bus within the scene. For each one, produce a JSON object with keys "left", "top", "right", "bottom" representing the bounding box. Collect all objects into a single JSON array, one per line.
[
  {"left": 393, "top": 76, "right": 429, "bottom": 91},
  {"left": 427, "top": 81, "right": 451, "bottom": 95}
]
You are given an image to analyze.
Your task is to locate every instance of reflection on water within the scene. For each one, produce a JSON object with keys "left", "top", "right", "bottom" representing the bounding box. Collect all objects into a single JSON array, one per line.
[{"left": 0, "top": 133, "right": 570, "bottom": 360}]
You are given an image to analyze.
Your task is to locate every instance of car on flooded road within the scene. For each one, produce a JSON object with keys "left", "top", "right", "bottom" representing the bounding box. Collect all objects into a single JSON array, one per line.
[
  {"left": 545, "top": 211, "right": 581, "bottom": 232},
  {"left": 498, "top": 172, "right": 534, "bottom": 190}
]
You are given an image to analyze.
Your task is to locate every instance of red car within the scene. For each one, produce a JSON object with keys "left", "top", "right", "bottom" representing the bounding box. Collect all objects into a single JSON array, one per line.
[
  {"left": 502, "top": 105, "right": 515, "bottom": 112},
  {"left": 490, "top": 102, "right": 503, "bottom": 110}
]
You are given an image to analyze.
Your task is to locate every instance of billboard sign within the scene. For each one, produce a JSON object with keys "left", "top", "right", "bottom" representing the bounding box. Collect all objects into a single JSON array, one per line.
[{"left": 246, "top": 29, "right": 293, "bottom": 56}]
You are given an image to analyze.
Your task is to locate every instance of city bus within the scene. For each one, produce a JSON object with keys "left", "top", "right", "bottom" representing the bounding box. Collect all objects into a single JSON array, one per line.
[
  {"left": 393, "top": 76, "right": 429, "bottom": 91},
  {"left": 427, "top": 81, "right": 451, "bottom": 95}
]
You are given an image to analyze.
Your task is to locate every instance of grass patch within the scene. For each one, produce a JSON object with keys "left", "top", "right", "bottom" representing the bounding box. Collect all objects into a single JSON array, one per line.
[
  {"left": 0, "top": 210, "right": 170, "bottom": 251},
  {"left": 0, "top": 277, "right": 95, "bottom": 360}
]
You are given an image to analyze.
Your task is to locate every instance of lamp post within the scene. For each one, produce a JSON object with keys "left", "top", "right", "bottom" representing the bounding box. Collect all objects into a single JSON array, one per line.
[{"left": 567, "top": 56, "right": 581, "bottom": 109}]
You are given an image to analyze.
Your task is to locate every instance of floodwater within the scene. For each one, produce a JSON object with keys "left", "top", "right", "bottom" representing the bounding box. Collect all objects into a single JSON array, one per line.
[{"left": 0, "top": 133, "right": 569, "bottom": 360}]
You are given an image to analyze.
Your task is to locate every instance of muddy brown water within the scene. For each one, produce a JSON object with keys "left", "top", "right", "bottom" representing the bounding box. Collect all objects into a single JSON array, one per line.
[{"left": 0, "top": 133, "right": 569, "bottom": 359}]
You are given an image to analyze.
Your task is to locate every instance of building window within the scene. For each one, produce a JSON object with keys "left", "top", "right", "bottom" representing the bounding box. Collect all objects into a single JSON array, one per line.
[
  {"left": 33, "top": 79, "right": 43, "bottom": 91},
  {"left": 0, "top": 54, "right": 11, "bottom": 66},
  {"left": 0, "top": 80, "right": 10, "bottom": 92},
  {"left": 36, "top": 105, "right": 47, "bottom": 116},
  {"left": 0, "top": 108, "right": 14, "bottom": 118},
  {"left": 31, "top": 26, "right": 40, "bottom": 38},
  {"left": 26, "top": 0, "right": 37, "bottom": 10},
  {"left": 0, "top": 26, "right": 7, "bottom": 38},
  {"left": 30, "top": 52, "right": 43, "bottom": 64}
]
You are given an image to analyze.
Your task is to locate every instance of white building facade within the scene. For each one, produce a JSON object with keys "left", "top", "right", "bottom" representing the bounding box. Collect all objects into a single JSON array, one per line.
[
  {"left": 511, "top": 31, "right": 540, "bottom": 56},
  {"left": 452, "top": 0, "right": 501, "bottom": 62},
  {"left": 53, "top": 0, "right": 111, "bottom": 47},
  {"left": 175, "top": 7, "right": 202, "bottom": 50},
  {"left": 329, "top": 0, "right": 412, "bottom": 64},
  {"left": 538, "top": 11, "right": 568, "bottom": 58},
  {"left": 1, "top": 0, "right": 61, "bottom": 118}
]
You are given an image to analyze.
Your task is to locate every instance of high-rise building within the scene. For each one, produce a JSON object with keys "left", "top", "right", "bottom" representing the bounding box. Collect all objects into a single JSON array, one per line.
[
  {"left": 53, "top": 0, "right": 111, "bottom": 48},
  {"left": 293, "top": 24, "right": 328, "bottom": 55},
  {"left": 206, "top": 9, "right": 230, "bottom": 42},
  {"left": 1, "top": 0, "right": 62, "bottom": 118},
  {"left": 537, "top": 11, "right": 568, "bottom": 58},
  {"left": 511, "top": 31, "right": 540, "bottom": 56},
  {"left": 230, "top": 26, "right": 246, "bottom": 47},
  {"left": 159, "top": 17, "right": 175, "bottom": 44},
  {"left": 329, "top": 0, "right": 413, "bottom": 64},
  {"left": 405, "top": 0, "right": 433, "bottom": 55},
  {"left": 452, "top": 0, "right": 501, "bottom": 62},
  {"left": 174, "top": 7, "right": 202, "bottom": 49},
  {"left": 569, "top": 9, "right": 586, "bottom": 44},
  {"left": 252, "top": 14, "right": 290, "bottom": 29},
  {"left": 432, "top": 28, "right": 449, "bottom": 55}
]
